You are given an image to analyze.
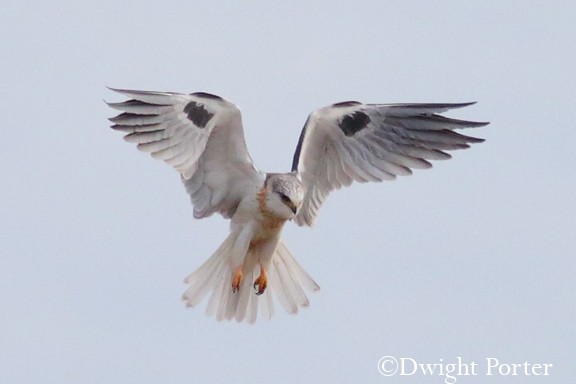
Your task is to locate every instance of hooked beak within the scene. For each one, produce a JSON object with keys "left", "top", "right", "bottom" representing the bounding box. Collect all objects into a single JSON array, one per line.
[{"left": 284, "top": 200, "right": 297, "bottom": 215}]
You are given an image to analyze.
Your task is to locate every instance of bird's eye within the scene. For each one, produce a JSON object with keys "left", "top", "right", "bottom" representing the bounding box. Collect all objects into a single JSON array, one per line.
[{"left": 279, "top": 193, "right": 291, "bottom": 203}]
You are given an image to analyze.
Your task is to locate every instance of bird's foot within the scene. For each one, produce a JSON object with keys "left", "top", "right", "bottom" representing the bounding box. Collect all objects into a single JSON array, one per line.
[
  {"left": 231, "top": 267, "right": 243, "bottom": 293},
  {"left": 253, "top": 269, "right": 268, "bottom": 295}
]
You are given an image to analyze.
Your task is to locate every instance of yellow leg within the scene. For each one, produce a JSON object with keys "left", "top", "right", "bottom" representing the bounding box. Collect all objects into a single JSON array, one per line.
[
  {"left": 231, "top": 266, "right": 243, "bottom": 293},
  {"left": 253, "top": 267, "right": 268, "bottom": 295}
]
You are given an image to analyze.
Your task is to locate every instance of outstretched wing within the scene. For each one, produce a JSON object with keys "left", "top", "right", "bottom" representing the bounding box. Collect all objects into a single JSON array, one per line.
[
  {"left": 107, "top": 88, "right": 262, "bottom": 219},
  {"left": 291, "top": 101, "right": 489, "bottom": 226}
]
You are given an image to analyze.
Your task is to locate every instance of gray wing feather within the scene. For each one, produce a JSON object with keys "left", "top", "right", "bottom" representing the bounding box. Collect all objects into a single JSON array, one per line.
[
  {"left": 107, "top": 88, "right": 262, "bottom": 219},
  {"left": 293, "top": 102, "right": 488, "bottom": 226}
]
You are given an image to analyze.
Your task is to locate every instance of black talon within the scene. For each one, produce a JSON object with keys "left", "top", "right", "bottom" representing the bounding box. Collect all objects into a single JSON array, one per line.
[{"left": 254, "top": 283, "right": 264, "bottom": 295}]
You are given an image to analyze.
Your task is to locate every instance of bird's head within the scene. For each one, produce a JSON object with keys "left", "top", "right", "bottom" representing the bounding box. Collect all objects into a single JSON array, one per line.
[{"left": 263, "top": 173, "right": 304, "bottom": 220}]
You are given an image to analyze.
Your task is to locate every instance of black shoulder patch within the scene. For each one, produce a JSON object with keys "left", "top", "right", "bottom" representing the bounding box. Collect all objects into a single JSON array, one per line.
[
  {"left": 190, "top": 92, "right": 223, "bottom": 100},
  {"left": 339, "top": 111, "right": 370, "bottom": 136},
  {"left": 332, "top": 101, "right": 362, "bottom": 108},
  {"left": 291, "top": 117, "right": 309, "bottom": 172},
  {"left": 184, "top": 101, "right": 214, "bottom": 128}
]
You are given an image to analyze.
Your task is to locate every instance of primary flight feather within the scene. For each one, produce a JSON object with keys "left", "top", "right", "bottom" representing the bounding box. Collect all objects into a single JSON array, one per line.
[{"left": 107, "top": 88, "right": 488, "bottom": 323}]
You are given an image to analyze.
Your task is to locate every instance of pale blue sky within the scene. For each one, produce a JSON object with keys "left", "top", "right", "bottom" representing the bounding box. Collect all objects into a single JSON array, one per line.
[{"left": 1, "top": 1, "right": 574, "bottom": 383}]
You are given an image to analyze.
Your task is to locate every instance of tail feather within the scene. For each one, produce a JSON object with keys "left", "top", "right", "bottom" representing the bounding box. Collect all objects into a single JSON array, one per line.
[
  {"left": 271, "top": 253, "right": 305, "bottom": 313},
  {"left": 234, "top": 270, "right": 252, "bottom": 320},
  {"left": 276, "top": 242, "right": 321, "bottom": 293},
  {"left": 182, "top": 237, "right": 319, "bottom": 323},
  {"left": 205, "top": 266, "right": 228, "bottom": 316},
  {"left": 183, "top": 237, "right": 233, "bottom": 307},
  {"left": 271, "top": 242, "right": 320, "bottom": 314}
]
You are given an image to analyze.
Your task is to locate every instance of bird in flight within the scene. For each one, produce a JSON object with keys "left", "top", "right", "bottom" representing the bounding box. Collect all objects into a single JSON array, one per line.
[{"left": 107, "top": 88, "right": 488, "bottom": 323}]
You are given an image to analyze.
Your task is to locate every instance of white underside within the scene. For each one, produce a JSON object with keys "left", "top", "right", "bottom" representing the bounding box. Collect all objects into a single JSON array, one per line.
[{"left": 182, "top": 230, "right": 320, "bottom": 323}]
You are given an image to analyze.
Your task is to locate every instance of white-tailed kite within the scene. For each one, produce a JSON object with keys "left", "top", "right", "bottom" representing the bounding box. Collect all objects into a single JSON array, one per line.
[{"left": 107, "top": 88, "right": 488, "bottom": 323}]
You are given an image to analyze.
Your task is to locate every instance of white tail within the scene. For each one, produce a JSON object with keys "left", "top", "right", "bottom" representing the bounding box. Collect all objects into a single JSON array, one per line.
[{"left": 182, "top": 234, "right": 320, "bottom": 323}]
